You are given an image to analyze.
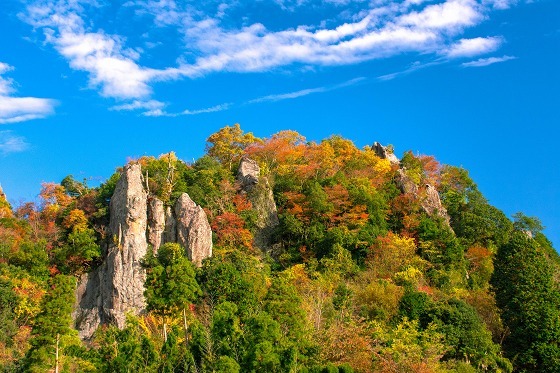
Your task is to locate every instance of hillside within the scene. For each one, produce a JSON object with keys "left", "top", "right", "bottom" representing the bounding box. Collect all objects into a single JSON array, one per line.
[{"left": 0, "top": 125, "right": 559, "bottom": 372}]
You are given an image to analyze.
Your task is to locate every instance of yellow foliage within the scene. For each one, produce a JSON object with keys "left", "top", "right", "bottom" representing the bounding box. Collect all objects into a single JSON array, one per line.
[
  {"left": 10, "top": 277, "right": 45, "bottom": 321},
  {"left": 353, "top": 279, "right": 404, "bottom": 321},
  {"left": 62, "top": 209, "right": 88, "bottom": 231},
  {"left": 373, "top": 158, "right": 392, "bottom": 176},
  {"left": 371, "top": 319, "right": 448, "bottom": 373},
  {"left": 369, "top": 232, "right": 420, "bottom": 277},
  {"left": 394, "top": 266, "right": 424, "bottom": 286}
]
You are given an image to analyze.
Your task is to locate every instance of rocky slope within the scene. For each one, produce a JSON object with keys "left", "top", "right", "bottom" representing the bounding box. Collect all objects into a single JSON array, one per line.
[
  {"left": 74, "top": 163, "right": 213, "bottom": 339},
  {"left": 375, "top": 142, "right": 451, "bottom": 224}
]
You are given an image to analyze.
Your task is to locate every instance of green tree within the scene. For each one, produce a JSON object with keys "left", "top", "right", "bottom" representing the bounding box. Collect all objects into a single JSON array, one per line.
[
  {"left": 24, "top": 274, "right": 76, "bottom": 373},
  {"left": 211, "top": 302, "right": 243, "bottom": 362},
  {"left": 144, "top": 243, "right": 201, "bottom": 342},
  {"left": 492, "top": 231, "right": 560, "bottom": 372},
  {"left": 96, "top": 316, "right": 159, "bottom": 373}
]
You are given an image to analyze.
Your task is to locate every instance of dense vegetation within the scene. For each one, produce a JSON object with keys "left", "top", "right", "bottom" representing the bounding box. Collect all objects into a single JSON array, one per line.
[{"left": 0, "top": 124, "right": 558, "bottom": 372}]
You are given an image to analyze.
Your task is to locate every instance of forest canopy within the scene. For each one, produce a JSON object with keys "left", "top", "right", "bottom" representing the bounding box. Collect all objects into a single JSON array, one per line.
[{"left": 0, "top": 124, "right": 558, "bottom": 372}]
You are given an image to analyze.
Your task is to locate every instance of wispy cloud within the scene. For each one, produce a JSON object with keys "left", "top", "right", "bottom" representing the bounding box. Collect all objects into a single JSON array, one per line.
[
  {"left": 0, "top": 62, "right": 56, "bottom": 124},
  {"left": 249, "top": 77, "right": 365, "bottom": 103},
  {"left": 377, "top": 60, "right": 443, "bottom": 80},
  {"left": 142, "top": 103, "right": 232, "bottom": 117},
  {"left": 110, "top": 99, "right": 165, "bottom": 111},
  {"left": 0, "top": 131, "right": 30, "bottom": 154},
  {"left": 21, "top": 0, "right": 520, "bottom": 110},
  {"left": 462, "top": 55, "right": 517, "bottom": 67},
  {"left": 445, "top": 36, "right": 502, "bottom": 58}
]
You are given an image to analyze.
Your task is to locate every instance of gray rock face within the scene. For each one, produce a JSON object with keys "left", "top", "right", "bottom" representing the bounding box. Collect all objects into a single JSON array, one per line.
[
  {"left": 238, "top": 157, "right": 260, "bottom": 189},
  {"left": 395, "top": 169, "right": 450, "bottom": 225},
  {"left": 175, "top": 193, "right": 212, "bottom": 267},
  {"left": 421, "top": 184, "right": 450, "bottom": 224},
  {"left": 163, "top": 206, "right": 177, "bottom": 243},
  {"left": 237, "top": 157, "right": 279, "bottom": 252},
  {"left": 74, "top": 164, "right": 148, "bottom": 339},
  {"left": 73, "top": 270, "right": 102, "bottom": 340},
  {"left": 373, "top": 142, "right": 399, "bottom": 165},
  {"left": 147, "top": 197, "right": 165, "bottom": 253},
  {"left": 102, "top": 163, "right": 148, "bottom": 328},
  {"left": 395, "top": 169, "right": 418, "bottom": 195}
]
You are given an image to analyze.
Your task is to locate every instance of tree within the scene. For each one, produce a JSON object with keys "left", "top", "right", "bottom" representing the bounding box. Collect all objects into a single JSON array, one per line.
[
  {"left": 144, "top": 243, "right": 201, "bottom": 342},
  {"left": 492, "top": 231, "right": 560, "bottom": 371},
  {"left": 96, "top": 316, "right": 159, "bottom": 373},
  {"left": 24, "top": 274, "right": 76, "bottom": 373},
  {"left": 206, "top": 124, "right": 259, "bottom": 170},
  {"left": 61, "top": 175, "right": 88, "bottom": 197}
]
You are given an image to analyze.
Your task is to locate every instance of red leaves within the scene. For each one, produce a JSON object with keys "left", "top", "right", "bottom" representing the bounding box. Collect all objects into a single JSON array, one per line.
[{"left": 211, "top": 212, "right": 253, "bottom": 251}]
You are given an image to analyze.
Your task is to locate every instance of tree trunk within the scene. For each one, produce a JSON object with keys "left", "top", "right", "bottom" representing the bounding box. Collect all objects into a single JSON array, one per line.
[
  {"left": 163, "top": 317, "right": 168, "bottom": 342},
  {"left": 55, "top": 333, "right": 59, "bottom": 373},
  {"left": 183, "top": 307, "right": 189, "bottom": 350}
]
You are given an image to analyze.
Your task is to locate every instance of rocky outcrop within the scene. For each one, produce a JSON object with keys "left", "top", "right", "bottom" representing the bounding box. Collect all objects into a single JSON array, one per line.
[
  {"left": 102, "top": 163, "right": 148, "bottom": 328},
  {"left": 73, "top": 270, "right": 102, "bottom": 340},
  {"left": 175, "top": 193, "right": 212, "bottom": 267},
  {"left": 395, "top": 169, "right": 418, "bottom": 195},
  {"left": 0, "top": 184, "right": 12, "bottom": 219},
  {"left": 395, "top": 169, "right": 450, "bottom": 224},
  {"left": 74, "top": 164, "right": 148, "bottom": 338},
  {"left": 237, "top": 157, "right": 279, "bottom": 252},
  {"left": 421, "top": 184, "right": 450, "bottom": 224},
  {"left": 147, "top": 197, "right": 165, "bottom": 253},
  {"left": 373, "top": 142, "right": 399, "bottom": 165},
  {"left": 238, "top": 157, "right": 260, "bottom": 189},
  {"left": 75, "top": 163, "right": 214, "bottom": 340}
]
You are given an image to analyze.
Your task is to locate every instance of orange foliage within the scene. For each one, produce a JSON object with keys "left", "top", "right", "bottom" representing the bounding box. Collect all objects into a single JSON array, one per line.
[
  {"left": 283, "top": 191, "right": 310, "bottom": 223},
  {"left": 232, "top": 193, "right": 252, "bottom": 213},
  {"left": 319, "top": 319, "right": 374, "bottom": 372},
  {"left": 390, "top": 193, "right": 422, "bottom": 236},
  {"left": 245, "top": 130, "right": 306, "bottom": 171},
  {"left": 419, "top": 155, "right": 442, "bottom": 186},
  {"left": 211, "top": 212, "right": 253, "bottom": 251},
  {"left": 465, "top": 246, "right": 491, "bottom": 270}
]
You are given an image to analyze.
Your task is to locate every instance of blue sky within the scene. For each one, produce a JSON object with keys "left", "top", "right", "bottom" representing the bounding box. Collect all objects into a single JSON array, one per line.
[{"left": 0, "top": 0, "right": 558, "bottom": 247}]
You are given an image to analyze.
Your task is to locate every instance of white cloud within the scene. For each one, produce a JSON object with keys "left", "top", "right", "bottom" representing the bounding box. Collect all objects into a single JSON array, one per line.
[
  {"left": 0, "top": 131, "right": 30, "bottom": 154},
  {"left": 483, "top": 0, "right": 518, "bottom": 10},
  {"left": 445, "top": 36, "right": 502, "bottom": 58},
  {"left": 398, "top": 0, "right": 482, "bottom": 30},
  {"left": 21, "top": 0, "right": 519, "bottom": 109},
  {"left": 24, "top": 2, "right": 160, "bottom": 100},
  {"left": 461, "top": 55, "right": 516, "bottom": 67},
  {"left": 0, "top": 63, "right": 15, "bottom": 96},
  {"left": 248, "top": 77, "right": 365, "bottom": 103},
  {"left": 0, "top": 63, "right": 56, "bottom": 124},
  {"left": 142, "top": 103, "right": 231, "bottom": 117},
  {"left": 110, "top": 99, "right": 165, "bottom": 111}
]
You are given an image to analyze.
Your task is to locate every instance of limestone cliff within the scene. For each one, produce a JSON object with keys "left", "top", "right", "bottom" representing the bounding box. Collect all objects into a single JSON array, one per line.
[
  {"left": 74, "top": 164, "right": 213, "bottom": 340},
  {"left": 147, "top": 197, "right": 165, "bottom": 254},
  {"left": 102, "top": 164, "right": 149, "bottom": 328},
  {"left": 74, "top": 164, "right": 148, "bottom": 338},
  {"left": 237, "top": 157, "right": 279, "bottom": 252},
  {"left": 175, "top": 193, "right": 213, "bottom": 267}
]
